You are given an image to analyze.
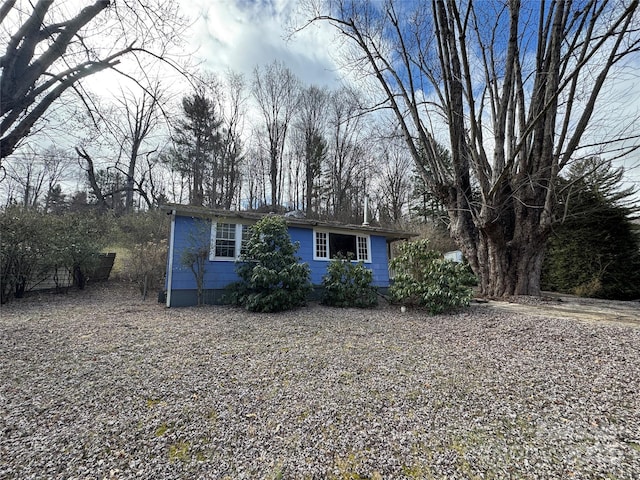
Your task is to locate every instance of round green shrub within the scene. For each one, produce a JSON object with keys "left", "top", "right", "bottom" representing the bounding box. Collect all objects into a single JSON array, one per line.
[
  {"left": 389, "top": 239, "right": 475, "bottom": 314},
  {"left": 321, "top": 253, "right": 378, "bottom": 308}
]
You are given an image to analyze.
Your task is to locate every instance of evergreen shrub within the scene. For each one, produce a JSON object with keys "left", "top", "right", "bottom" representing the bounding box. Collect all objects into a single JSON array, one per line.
[
  {"left": 229, "top": 215, "right": 312, "bottom": 312},
  {"left": 389, "top": 239, "right": 475, "bottom": 314},
  {"left": 541, "top": 158, "right": 640, "bottom": 300},
  {"left": 321, "top": 254, "right": 378, "bottom": 308}
]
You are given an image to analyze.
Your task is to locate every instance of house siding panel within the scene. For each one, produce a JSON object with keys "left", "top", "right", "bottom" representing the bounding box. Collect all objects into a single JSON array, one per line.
[
  {"left": 370, "top": 235, "right": 390, "bottom": 286},
  {"left": 289, "top": 226, "right": 389, "bottom": 287}
]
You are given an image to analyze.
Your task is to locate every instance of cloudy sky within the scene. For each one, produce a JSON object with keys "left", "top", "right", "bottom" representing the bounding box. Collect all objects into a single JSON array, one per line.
[
  {"left": 5, "top": 0, "right": 637, "bottom": 197},
  {"left": 180, "top": 0, "right": 343, "bottom": 87},
  {"left": 179, "top": 0, "right": 639, "bottom": 194}
]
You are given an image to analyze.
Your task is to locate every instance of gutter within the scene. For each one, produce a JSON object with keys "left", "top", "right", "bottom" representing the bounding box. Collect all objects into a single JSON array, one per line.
[{"left": 166, "top": 209, "right": 176, "bottom": 307}]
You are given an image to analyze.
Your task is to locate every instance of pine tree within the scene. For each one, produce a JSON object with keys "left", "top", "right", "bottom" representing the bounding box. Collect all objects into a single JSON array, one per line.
[{"left": 542, "top": 159, "right": 640, "bottom": 300}]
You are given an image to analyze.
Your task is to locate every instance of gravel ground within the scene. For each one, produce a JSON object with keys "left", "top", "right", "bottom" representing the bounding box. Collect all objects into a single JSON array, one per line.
[{"left": 1, "top": 284, "right": 639, "bottom": 479}]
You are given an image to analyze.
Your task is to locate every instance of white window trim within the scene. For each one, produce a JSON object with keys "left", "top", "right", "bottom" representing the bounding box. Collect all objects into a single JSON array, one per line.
[
  {"left": 360, "top": 235, "right": 371, "bottom": 263},
  {"left": 313, "top": 230, "right": 329, "bottom": 261},
  {"left": 209, "top": 222, "right": 249, "bottom": 261},
  {"left": 313, "top": 229, "right": 371, "bottom": 263}
]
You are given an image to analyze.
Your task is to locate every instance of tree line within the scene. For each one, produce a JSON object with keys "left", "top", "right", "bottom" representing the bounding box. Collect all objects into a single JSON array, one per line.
[{"left": 1, "top": 60, "right": 431, "bottom": 226}]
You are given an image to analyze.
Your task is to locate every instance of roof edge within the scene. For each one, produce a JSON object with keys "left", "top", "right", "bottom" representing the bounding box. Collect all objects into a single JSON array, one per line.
[{"left": 161, "top": 204, "right": 418, "bottom": 240}]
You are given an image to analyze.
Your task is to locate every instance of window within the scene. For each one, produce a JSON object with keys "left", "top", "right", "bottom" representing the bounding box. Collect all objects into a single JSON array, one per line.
[
  {"left": 315, "top": 231, "right": 328, "bottom": 259},
  {"left": 314, "top": 230, "right": 370, "bottom": 262},
  {"left": 240, "top": 224, "right": 251, "bottom": 255},
  {"left": 215, "top": 223, "right": 236, "bottom": 258},
  {"left": 357, "top": 236, "right": 369, "bottom": 262},
  {"left": 210, "top": 222, "right": 250, "bottom": 260}
]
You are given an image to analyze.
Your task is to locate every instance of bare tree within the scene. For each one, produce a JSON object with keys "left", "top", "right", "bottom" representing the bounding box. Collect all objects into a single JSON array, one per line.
[
  {"left": 41, "top": 145, "right": 74, "bottom": 211},
  {"left": 295, "top": 85, "right": 329, "bottom": 215},
  {"left": 217, "top": 71, "right": 248, "bottom": 210},
  {"left": 305, "top": 0, "right": 640, "bottom": 296},
  {"left": 0, "top": 0, "right": 187, "bottom": 162},
  {"left": 4, "top": 150, "right": 46, "bottom": 208},
  {"left": 323, "top": 86, "right": 369, "bottom": 221},
  {"left": 114, "top": 84, "right": 165, "bottom": 212},
  {"left": 75, "top": 146, "right": 116, "bottom": 212},
  {"left": 2, "top": 145, "right": 72, "bottom": 208},
  {"left": 244, "top": 141, "right": 269, "bottom": 210},
  {"left": 252, "top": 61, "right": 301, "bottom": 208},
  {"left": 373, "top": 138, "right": 413, "bottom": 225},
  {"left": 70, "top": 87, "right": 168, "bottom": 212}
]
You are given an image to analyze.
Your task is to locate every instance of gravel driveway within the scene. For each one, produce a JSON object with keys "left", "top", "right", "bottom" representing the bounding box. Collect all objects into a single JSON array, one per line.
[{"left": 1, "top": 284, "right": 639, "bottom": 479}]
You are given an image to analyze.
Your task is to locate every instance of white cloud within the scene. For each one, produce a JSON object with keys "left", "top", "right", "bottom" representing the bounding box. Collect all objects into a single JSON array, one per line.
[
  {"left": 571, "top": 54, "right": 640, "bottom": 201},
  {"left": 182, "top": 0, "right": 342, "bottom": 87}
]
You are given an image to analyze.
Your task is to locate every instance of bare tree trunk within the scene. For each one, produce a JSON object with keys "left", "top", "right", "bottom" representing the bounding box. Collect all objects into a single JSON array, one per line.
[
  {"left": 76, "top": 147, "right": 109, "bottom": 211},
  {"left": 252, "top": 61, "right": 300, "bottom": 209}
]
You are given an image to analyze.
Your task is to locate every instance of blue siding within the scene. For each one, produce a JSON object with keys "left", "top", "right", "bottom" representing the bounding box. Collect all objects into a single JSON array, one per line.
[
  {"left": 296, "top": 227, "right": 389, "bottom": 287},
  {"left": 294, "top": 227, "right": 390, "bottom": 286},
  {"left": 370, "top": 235, "right": 390, "bottom": 286},
  {"left": 167, "top": 215, "right": 392, "bottom": 303},
  {"left": 169, "top": 215, "right": 241, "bottom": 291}
]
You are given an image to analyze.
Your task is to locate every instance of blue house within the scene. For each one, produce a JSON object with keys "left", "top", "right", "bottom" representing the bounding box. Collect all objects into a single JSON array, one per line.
[{"left": 162, "top": 204, "right": 416, "bottom": 307}]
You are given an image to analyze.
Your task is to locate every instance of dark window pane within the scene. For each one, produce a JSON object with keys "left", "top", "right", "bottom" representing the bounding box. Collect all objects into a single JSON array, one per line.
[{"left": 329, "top": 233, "right": 357, "bottom": 259}]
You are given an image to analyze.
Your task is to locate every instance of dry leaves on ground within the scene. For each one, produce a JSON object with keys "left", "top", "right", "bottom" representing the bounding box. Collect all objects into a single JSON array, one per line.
[{"left": 1, "top": 283, "right": 639, "bottom": 479}]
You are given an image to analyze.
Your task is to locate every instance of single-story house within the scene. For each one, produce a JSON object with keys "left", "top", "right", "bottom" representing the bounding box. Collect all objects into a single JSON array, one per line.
[{"left": 161, "top": 204, "right": 417, "bottom": 307}]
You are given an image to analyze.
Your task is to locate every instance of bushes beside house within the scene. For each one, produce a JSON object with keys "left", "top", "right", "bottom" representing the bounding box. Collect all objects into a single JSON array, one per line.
[
  {"left": 0, "top": 206, "right": 106, "bottom": 303},
  {"left": 226, "top": 221, "right": 474, "bottom": 313},
  {"left": 0, "top": 208, "right": 172, "bottom": 304},
  {"left": 228, "top": 216, "right": 312, "bottom": 312},
  {"left": 321, "top": 254, "right": 378, "bottom": 308},
  {"left": 116, "top": 210, "right": 170, "bottom": 299},
  {"left": 389, "top": 239, "right": 475, "bottom": 314}
]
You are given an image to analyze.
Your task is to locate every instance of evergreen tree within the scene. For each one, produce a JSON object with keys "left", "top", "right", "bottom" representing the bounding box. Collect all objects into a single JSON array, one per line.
[
  {"left": 171, "top": 93, "right": 221, "bottom": 206},
  {"left": 542, "top": 159, "right": 640, "bottom": 300}
]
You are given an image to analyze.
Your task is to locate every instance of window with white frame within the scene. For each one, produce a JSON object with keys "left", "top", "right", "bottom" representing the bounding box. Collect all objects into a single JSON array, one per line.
[
  {"left": 314, "top": 230, "right": 371, "bottom": 262},
  {"left": 357, "top": 235, "right": 369, "bottom": 262},
  {"left": 240, "top": 224, "right": 250, "bottom": 255},
  {"left": 315, "top": 231, "right": 328, "bottom": 259},
  {"left": 210, "top": 222, "right": 250, "bottom": 260}
]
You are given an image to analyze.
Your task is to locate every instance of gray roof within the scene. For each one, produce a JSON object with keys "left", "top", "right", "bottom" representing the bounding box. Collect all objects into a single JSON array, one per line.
[{"left": 161, "top": 204, "right": 417, "bottom": 241}]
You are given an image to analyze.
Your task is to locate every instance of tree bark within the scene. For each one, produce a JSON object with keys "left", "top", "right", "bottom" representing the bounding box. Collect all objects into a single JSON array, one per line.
[
  {"left": 76, "top": 147, "right": 109, "bottom": 211},
  {"left": 1, "top": 1, "right": 114, "bottom": 160}
]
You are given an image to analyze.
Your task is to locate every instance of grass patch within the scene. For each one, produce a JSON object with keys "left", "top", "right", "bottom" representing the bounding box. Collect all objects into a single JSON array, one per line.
[
  {"left": 146, "top": 398, "right": 167, "bottom": 409},
  {"left": 102, "top": 245, "right": 130, "bottom": 279},
  {"left": 625, "top": 441, "right": 640, "bottom": 452},
  {"left": 168, "top": 441, "right": 190, "bottom": 462},
  {"left": 155, "top": 423, "right": 169, "bottom": 437}
]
